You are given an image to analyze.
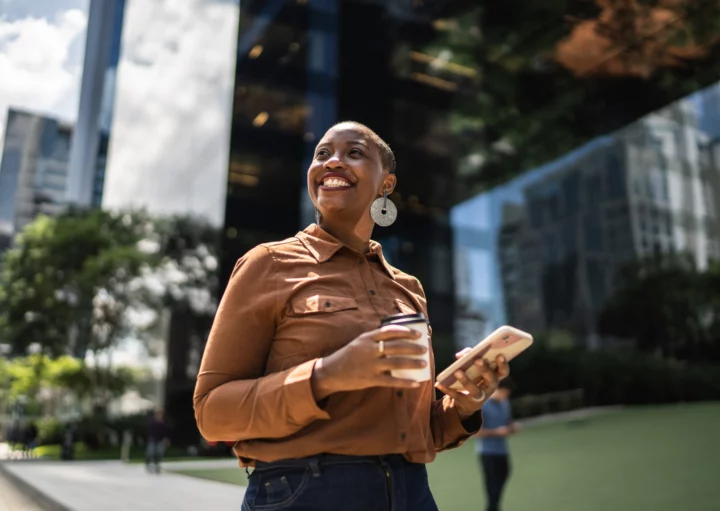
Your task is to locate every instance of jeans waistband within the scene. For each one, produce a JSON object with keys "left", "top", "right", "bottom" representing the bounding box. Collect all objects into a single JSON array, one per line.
[{"left": 254, "top": 453, "right": 406, "bottom": 472}]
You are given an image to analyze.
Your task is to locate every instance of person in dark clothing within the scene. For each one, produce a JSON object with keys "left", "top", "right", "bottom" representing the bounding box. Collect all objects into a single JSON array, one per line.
[
  {"left": 146, "top": 408, "right": 170, "bottom": 473},
  {"left": 22, "top": 422, "right": 38, "bottom": 459},
  {"left": 474, "top": 379, "right": 521, "bottom": 511}
]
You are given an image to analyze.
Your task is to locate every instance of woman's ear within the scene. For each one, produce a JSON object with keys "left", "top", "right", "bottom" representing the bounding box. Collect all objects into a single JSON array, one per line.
[{"left": 382, "top": 173, "right": 397, "bottom": 195}]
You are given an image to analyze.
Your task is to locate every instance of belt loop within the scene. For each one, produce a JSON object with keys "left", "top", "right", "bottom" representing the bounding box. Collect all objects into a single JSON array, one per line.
[{"left": 309, "top": 457, "right": 321, "bottom": 478}]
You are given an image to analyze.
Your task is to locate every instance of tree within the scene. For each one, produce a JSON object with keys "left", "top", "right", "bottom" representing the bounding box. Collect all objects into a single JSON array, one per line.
[
  {"left": 413, "top": 0, "right": 720, "bottom": 198},
  {"left": 0, "top": 208, "right": 157, "bottom": 413},
  {"left": 0, "top": 354, "right": 137, "bottom": 419},
  {"left": 598, "top": 253, "right": 719, "bottom": 361},
  {"left": 0, "top": 208, "right": 155, "bottom": 357}
]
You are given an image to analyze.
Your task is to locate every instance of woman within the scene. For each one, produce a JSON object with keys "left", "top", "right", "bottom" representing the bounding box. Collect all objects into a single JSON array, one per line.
[{"left": 194, "top": 121, "right": 510, "bottom": 511}]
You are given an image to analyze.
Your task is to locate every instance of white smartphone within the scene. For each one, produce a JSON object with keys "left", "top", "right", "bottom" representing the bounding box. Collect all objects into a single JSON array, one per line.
[{"left": 435, "top": 325, "right": 533, "bottom": 391}]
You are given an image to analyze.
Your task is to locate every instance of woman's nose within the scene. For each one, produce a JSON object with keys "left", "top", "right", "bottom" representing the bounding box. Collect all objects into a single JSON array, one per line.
[{"left": 323, "top": 156, "right": 346, "bottom": 169}]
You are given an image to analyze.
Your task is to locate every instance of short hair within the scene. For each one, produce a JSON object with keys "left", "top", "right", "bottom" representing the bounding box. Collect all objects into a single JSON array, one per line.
[{"left": 330, "top": 121, "right": 396, "bottom": 173}]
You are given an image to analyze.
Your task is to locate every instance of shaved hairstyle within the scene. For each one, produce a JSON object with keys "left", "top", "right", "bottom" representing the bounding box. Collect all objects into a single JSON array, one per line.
[{"left": 330, "top": 121, "right": 397, "bottom": 174}]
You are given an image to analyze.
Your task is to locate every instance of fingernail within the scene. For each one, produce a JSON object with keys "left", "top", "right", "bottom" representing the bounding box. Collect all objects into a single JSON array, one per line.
[
  {"left": 499, "top": 355, "right": 506, "bottom": 363},
  {"left": 454, "top": 371, "right": 464, "bottom": 378}
]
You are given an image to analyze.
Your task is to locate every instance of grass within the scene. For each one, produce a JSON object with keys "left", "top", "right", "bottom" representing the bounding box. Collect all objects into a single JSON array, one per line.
[
  {"left": 32, "top": 443, "right": 216, "bottom": 463},
  {"left": 170, "top": 403, "right": 720, "bottom": 511},
  {"left": 172, "top": 467, "right": 249, "bottom": 486}
]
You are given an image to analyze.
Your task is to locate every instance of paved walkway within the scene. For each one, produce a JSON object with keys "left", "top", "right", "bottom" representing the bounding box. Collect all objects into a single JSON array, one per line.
[
  {"left": 0, "top": 470, "right": 43, "bottom": 511},
  {"left": 1, "top": 460, "right": 246, "bottom": 511}
]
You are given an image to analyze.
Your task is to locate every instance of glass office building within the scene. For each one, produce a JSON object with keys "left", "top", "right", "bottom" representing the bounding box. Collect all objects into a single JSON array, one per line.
[
  {"left": 0, "top": 109, "right": 73, "bottom": 251},
  {"left": 222, "top": 0, "right": 720, "bottom": 357},
  {"left": 169, "top": 0, "right": 720, "bottom": 440}
]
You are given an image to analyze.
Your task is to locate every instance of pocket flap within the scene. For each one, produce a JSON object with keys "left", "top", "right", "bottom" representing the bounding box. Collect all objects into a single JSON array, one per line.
[
  {"left": 291, "top": 295, "right": 359, "bottom": 315},
  {"left": 394, "top": 299, "right": 417, "bottom": 315}
]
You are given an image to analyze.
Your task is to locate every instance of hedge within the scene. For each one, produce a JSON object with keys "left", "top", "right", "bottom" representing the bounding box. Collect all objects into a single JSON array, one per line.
[{"left": 509, "top": 346, "right": 720, "bottom": 407}]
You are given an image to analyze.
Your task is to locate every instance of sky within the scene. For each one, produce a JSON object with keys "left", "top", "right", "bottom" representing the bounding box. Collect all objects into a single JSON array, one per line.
[
  {"left": 0, "top": 0, "right": 239, "bottom": 226},
  {"left": 102, "top": 0, "right": 239, "bottom": 226},
  {"left": 0, "top": 0, "right": 89, "bottom": 157},
  {"left": 0, "top": 0, "right": 239, "bottom": 368}
]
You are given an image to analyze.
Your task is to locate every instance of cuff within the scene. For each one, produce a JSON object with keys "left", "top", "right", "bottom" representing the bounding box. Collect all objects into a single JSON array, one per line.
[
  {"left": 435, "top": 396, "right": 483, "bottom": 449},
  {"left": 284, "top": 359, "right": 331, "bottom": 426}
]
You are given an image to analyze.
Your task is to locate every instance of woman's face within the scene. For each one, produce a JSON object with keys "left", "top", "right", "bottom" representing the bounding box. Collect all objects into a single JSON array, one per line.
[{"left": 307, "top": 123, "right": 395, "bottom": 224}]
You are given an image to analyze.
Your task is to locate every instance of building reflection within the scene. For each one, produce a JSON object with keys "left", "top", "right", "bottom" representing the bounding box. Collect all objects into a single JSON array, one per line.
[
  {"left": 456, "top": 88, "right": 720, "bottom": 348},
  {"left": 160, "top": 0, "right": 720, "bottom": 441}
]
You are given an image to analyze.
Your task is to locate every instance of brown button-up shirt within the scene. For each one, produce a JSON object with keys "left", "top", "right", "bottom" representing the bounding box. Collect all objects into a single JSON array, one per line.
[{"left": 193, "top": 224, "right": 480, "bottom": 466}]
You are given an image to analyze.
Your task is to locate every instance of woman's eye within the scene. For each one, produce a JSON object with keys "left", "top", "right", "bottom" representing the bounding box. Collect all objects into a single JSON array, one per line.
[
  {"left": 316, "top": 149, "right": 330, "bottom": 157},
  {"left": 349, "top": 149, "right": 363, "bottom": 157}
]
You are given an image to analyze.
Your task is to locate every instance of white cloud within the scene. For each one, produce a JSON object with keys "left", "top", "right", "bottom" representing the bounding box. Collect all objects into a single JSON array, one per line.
[
  {"left": 102, "top": 0, "right": 239, "bottom": 227},
  {"left": 0, "top": 5, "right": 88, "bottom": 161}
]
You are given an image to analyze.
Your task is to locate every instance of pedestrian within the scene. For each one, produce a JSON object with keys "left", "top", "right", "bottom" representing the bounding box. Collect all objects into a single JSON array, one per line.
[
  {"left": 475, "top": 379, "right": 521, "bottom": 511},
  {"left": 194, "top": 121, "right": 511, "bottom": 510},
  {"left": 146, "top": 408, "right": 170, "bottom": 474},
  {"left": 22, "top": 421, "right": 38, "bottom": 459}
]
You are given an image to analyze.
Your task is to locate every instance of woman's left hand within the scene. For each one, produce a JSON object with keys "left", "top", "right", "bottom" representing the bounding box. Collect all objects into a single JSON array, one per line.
[{"left": 435, "top": 350, "right": 510, "bottom": 421}]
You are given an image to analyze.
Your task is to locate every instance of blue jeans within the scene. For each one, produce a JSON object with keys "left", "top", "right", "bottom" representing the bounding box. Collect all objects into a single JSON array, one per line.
[
  {"left": 241, "top": 454, "right": 439, "bottom": 511},
  {"left": 146, "top": 440, "right": 165, "bottom": 467}
]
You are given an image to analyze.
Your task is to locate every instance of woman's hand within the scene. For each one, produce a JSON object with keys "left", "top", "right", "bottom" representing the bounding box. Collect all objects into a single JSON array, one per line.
[
  {"left": 311, "top": 325, "right": 428, "bottom": 400},
  {"left": 435, "top": 349, "right": 510, "bottom": 421}
]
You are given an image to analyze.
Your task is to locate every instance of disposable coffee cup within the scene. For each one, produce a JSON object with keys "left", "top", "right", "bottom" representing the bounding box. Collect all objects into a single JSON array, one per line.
[{"left": 380, "top": 312, "right": 431, "bottom": 382}]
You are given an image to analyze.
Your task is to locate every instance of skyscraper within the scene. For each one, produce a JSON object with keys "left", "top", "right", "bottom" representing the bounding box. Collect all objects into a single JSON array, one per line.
[
  {"left": 66, "top": 0, "right": 126, "bottom": 207},
  {"left": 0, "top": 109, "right": 73, "bottom": 249}
]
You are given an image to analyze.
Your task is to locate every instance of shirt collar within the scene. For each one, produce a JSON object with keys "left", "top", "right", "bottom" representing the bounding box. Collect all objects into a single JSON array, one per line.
[{"left": 297, "top": 224, "right": 397, "bottom": 280}]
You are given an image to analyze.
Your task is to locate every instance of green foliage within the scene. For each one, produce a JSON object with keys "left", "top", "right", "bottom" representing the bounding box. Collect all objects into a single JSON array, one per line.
[
  {"left": 0, "top": 208, "right": 156, "bottom": 357},
  {"left": 420, "top": 1, "right": 720, "bottom": 197},
  {"left": 0, "top": 354, "right": 138, "bottom": 419},
  {"left": 510, "top": 344, "right": 720, "bottom": 409},
  {"left": 598, "top": 253, "right": 720, "bottom": 361},
  {"left": 36, "top": 416, "right": 65, "bottom": 445}
]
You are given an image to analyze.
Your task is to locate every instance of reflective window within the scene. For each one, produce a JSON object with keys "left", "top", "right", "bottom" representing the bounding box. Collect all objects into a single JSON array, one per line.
[{"left": 224, "top": 0, "right": 720, "bottom": 356}]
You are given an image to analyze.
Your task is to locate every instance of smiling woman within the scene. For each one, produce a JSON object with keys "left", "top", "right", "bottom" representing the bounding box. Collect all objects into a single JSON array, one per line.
[{"left": 193, "top": 121, "right": 510, "bottom": 511}]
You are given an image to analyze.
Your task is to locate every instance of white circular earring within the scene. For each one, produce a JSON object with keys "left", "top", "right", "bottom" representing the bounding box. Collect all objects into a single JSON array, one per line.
[{"left": 370, "top": 190, "right": 397, "bottom": 227}]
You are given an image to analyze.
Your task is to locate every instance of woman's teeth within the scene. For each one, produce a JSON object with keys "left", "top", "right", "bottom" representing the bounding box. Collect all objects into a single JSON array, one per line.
[{"left": 323, "top": 178, "right": 351, "bottom": 188}]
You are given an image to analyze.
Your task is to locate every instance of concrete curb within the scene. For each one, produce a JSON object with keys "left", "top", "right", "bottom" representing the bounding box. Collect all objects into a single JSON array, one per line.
[{"left": 0, "top": 462, "right": 71, "bottom": 511}]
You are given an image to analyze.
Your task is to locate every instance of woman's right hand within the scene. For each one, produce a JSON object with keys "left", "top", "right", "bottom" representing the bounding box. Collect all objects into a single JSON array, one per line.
[{"left": 311, "top": 325, "right": 428, "bottom": 401}]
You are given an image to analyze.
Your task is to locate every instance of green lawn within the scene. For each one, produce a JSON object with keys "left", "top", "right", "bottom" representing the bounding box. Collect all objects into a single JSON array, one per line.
[
  {"left": 170, "top": 403, "right": 720, "bottom": 511},
  {"left": 32, "top": 443, "right": 215, "bottom": 464}
]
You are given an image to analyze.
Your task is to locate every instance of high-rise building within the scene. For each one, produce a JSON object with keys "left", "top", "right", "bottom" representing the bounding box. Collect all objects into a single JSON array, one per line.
[
  {"left": 490, "top": 97, "right": 720, "bottom": 346},
  {"left": 66, "top": 0, "right": 126, "bottom": 207},
  {"left": 0, "top": 109, "right": 72, "bottom": 248},
  {"left": 96, "top": 0, "right": 720, "bottom": 441}
]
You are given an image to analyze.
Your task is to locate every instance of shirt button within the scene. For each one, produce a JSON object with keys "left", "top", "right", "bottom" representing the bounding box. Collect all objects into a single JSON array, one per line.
[
  {"left": 369, "top": 290, "right": 376, "bottom": 296},
  {"left": 400, "top": 433, "right": 407, "bottom": 441},
  {"left": 396, "top": 391, "right": 403, "bottom": 397},
  {"left": 325, "top": 301, "right": 331, "bottom": 308}
]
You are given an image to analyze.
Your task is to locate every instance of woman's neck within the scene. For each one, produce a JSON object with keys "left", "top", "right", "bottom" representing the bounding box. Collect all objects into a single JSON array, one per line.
[{"left": 319, "top": 219, "right": 374, "bottom": 254}]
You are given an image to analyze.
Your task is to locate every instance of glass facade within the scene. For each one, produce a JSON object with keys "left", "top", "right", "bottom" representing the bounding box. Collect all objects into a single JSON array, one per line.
[
  {"left": 223, "top": 0, "right": 720, "bottom": 369},
  {"left": 0, "top": 109, "right": 72, "bottom": 243}
]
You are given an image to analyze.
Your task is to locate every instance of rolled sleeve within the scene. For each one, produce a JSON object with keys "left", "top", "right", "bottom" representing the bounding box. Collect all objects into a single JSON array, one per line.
[
  {"left": 193, "top": 246, "right": 330, "bottom": 442},
  {"left": 430, "top": 395, "right": 483, "bottom": 451}
]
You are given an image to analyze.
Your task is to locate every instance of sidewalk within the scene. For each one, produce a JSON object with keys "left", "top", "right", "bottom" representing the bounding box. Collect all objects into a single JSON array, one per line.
[
  {"left": 0, "top": 470, "right": 42, "bottom": 511},
  {"left": 1, "top": 460, "right": 246, "bottom": 511}
]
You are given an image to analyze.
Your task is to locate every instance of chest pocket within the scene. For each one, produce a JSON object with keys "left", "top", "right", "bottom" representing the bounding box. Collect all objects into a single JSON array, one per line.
[{"left": 290, "top": 294, "right": 359, "bottom": 316}]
